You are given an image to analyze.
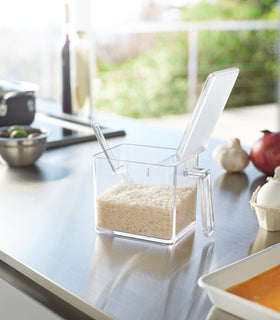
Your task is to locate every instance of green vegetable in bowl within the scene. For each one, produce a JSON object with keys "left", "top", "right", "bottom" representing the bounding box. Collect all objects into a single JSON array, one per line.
[
  {"left": 7, "top": 125, "right": 22, "bottom": 136},
  {"left": 0, "top": 126, "right": 43, "bottom": 139},
  {"left": 9, "top": 129, "right": 28, "bottom": 138}
]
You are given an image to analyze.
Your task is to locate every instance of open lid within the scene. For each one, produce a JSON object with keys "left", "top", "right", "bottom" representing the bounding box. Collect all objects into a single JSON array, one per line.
[{"left": 176, "top": 67, "right": 239, "bottom": 161}]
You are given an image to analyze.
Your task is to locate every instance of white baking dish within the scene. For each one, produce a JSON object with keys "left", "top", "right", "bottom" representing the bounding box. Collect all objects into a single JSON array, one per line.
[{"left": 198, "top": 243, "right": 280, "bottom": 320}]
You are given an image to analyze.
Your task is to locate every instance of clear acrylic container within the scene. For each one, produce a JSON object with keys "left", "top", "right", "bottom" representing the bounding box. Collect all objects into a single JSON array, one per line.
[{"left": 93, "top": 143, "right": 214, "bottom": 244}]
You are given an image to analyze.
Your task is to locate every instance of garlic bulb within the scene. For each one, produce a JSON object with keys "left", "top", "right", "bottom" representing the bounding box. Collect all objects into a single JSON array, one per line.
[
  {"left": 257, "top": 166, "right": 280, "bottom": 208},
  {"left": 213, "top": 138, "right": 249, "bottom": 173}
]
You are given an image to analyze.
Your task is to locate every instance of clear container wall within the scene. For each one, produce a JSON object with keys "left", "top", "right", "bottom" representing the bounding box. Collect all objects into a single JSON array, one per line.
[{"left": 93, "top": 144, "right": 199, "bottom": 244}]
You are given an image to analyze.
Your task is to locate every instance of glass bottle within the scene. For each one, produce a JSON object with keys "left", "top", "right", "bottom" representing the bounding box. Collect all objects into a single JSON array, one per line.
[
  {"left": 62, "top": 3, "right": 72, "bottom": 114},
  {"left": 70, "top": 30, "right": 92, "bottom": 119}
]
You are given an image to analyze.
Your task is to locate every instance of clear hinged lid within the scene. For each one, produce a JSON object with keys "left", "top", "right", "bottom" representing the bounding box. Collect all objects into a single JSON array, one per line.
[{"left": 176, "top": 67, "right": 239, "bottom": 160}]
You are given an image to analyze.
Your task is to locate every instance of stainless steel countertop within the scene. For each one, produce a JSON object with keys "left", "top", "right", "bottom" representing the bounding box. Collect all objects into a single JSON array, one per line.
[{"left": 0, "top": 104, "right": 278, "bottom": 320}]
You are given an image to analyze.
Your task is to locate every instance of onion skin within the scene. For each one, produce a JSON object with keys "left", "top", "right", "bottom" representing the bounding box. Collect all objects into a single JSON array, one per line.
[{"left": 250, "top": 130, "right": 280, "bottom": 176}]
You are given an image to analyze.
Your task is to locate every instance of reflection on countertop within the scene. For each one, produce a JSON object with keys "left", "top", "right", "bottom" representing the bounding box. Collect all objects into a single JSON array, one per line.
[
  {"left": 0, "top": 159, "right": 71, "bottom": 183},
  {"left": 249, "top": 227, "right": 280, "bottom": 255},
  {"left": 207, "top": 306, "right": 242, "bottom": 320},
  {"left": 215, "top": 172, "right": 249, "bottom": 195},
  {"left": 250, "top": 175, "right": 267, "bottom": 194},
  {"left": 85, "top": 233, "right": 215, "bottom": 320}
]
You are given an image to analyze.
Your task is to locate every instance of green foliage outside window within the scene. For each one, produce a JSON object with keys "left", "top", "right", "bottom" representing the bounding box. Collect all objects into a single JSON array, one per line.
[{"left": 95, "top": 0, "right": 279, "bottom": 118}]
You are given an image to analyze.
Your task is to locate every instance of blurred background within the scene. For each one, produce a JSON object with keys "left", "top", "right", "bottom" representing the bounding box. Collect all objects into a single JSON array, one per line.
[{"left": 0, "top": 0, "right": 279, "bottom": 120}]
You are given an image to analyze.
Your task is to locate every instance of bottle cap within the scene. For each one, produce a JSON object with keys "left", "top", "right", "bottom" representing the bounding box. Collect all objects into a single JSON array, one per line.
[{"left": 75, "top": 0, "right": 91, "bottom": 33}]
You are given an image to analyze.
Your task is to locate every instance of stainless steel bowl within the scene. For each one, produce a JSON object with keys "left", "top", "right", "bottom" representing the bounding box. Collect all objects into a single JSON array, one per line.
[{"left": 0, "top": 127, "right": 47, "bottom": 167}]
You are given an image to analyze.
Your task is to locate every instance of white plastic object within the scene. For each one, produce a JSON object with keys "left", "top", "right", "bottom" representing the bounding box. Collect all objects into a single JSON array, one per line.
[
  {"left": 199, "top": 243, "right": 280, "bottom": 320},
  {"left": 176, "top": 67, "right": 239, "bottom": 161}
]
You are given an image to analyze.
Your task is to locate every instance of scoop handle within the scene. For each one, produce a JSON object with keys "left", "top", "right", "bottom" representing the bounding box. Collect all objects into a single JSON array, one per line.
[{"left": 91, "top": 122, "right": 120, "bottom": 173}]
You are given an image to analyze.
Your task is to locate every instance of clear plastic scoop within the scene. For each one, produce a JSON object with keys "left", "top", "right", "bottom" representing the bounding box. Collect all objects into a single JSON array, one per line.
[
  {"left": 176, "top": 67, "right": 239, "bottom": 161},
  {"left": 91, "top": 122, "right": 133, "bottom": 183}
]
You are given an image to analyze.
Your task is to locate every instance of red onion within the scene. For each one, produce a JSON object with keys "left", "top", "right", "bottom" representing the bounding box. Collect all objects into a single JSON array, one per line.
[{"left": 250, "top": 130, "right": 280, "bottom": 176}]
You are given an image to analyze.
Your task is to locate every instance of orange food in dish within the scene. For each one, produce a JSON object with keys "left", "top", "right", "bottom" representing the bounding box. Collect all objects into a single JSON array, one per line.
[{"left": 226, "top": 264, "right": 280, "bottom": 312}]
